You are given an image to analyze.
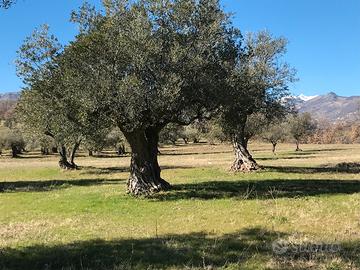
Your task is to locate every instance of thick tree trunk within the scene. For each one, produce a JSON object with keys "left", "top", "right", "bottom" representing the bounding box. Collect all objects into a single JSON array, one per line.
[
  {"left": 58, "top": 145, "right": 76, "bottom": 170},
  {"left": 88, "top": 150, "right": 93, "bottom": 157},
  {"left": 272, "top": 142, "right": 277, "bottom": 155},
  {"left": 124, "top": 127, "right": 171, "bottom": 196},
  {"left": 231, "top": 135, "right": 259, "bottom": 172}
]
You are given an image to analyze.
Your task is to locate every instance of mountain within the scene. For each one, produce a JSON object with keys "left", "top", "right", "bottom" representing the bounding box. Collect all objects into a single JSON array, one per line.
[
  {"left": 295, "top": 92, "right": 360, "bottom": 122},
  {"left": 297, "top": 94, "right": 319, "bottom": 102},
  {"left": 0, "top": 92, "right": 20, "bottom": 119},
  {"left": 0, "top": 92, "right": 20, "bottom": 101}
]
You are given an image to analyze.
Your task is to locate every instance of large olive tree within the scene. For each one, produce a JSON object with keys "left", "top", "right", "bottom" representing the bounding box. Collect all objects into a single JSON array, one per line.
[{"left": 18, "top": 0, "right": 238, "bottom": 195}]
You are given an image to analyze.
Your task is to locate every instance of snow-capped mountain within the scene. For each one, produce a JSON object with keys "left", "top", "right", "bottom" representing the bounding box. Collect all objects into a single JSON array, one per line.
[
  {"left": 297, "top": 94, "right": 318, "bottom": 101},
  {"left": 296, "top": 92, "right": 360, "bottom": 122}
]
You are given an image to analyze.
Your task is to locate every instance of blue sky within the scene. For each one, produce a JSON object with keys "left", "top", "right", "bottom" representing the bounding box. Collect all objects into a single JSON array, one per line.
[{"left": 1, "top": 0, "right": 359, "bottom": 96}]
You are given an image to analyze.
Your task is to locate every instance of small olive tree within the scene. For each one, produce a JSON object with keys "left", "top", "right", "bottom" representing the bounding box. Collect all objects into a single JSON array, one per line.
[
  {"left": 0, "top": 128, "right": 25, "bottom": 158},
  {"left": 288, "top": 113, "right": 317, "bottom": 151},
  {"left": 261, "top": 121, "right": 289, "bottom": 154},
  {"left": 159, "top": 124, "right": 185, "bottom": 145}
]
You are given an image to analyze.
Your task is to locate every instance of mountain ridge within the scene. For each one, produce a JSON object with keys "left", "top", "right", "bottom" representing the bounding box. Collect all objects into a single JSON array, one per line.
[
  {"left": 0, "top": 92, "right": 20, "bottom": 101},
  {"left": 294, "top": 92, "right": 360, "bottom": 122}
]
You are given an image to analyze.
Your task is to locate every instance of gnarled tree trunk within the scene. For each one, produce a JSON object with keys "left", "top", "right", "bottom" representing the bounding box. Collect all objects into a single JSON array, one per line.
[
  {"left": 231, "top": 134, "right": 259, "bottom": 172},
  {"left": 124, "top": 127, "right": 171, "bottom": 196},
  {"left": 59, "top": 145, "right": 76, "bottom": 170}
]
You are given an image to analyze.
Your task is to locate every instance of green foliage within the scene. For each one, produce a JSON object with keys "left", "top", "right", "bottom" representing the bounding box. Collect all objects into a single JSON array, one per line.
[
  {"left": 160, "top": 120, "right": 228, "bottom": 145},
  {"left": 288, "top": 113, "right": 317, "bottom": 143},
  {"left": 201, "top": 118, "right": 228, "bottom": 144},
  {"left": 0, "top": 127, "right": 25, "bottom": 157},
  {"left": 15, "top": 1, "right": 239, "bottom": 178},
  {"left": 15, "top": 25, "right": 112, "bottom": 158},
  {"left": 220, "top": 31, "right": 296, "bottom": 141},
  {"left": 159, "top": 123, "right": 185, "bottom": 145},
  {"left": 261, "top": 121, "right": 289, "bottom": 152},
  {"left": 25, "top": 133, "right": 57, "bottom": 153},
  {"left": 105, "top": 128, "right": 128, "bottom": 154},
  {"left": 184, "top": 121, "right": 207, "bottom": 143},
  {"left": 65, "top": 0, "right": 238, "bottom": 134}
]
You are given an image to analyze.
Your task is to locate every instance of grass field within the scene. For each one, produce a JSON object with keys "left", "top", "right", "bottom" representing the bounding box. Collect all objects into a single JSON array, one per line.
[{"left": 0, "top": 143, "right": 360, "bottom": 270}]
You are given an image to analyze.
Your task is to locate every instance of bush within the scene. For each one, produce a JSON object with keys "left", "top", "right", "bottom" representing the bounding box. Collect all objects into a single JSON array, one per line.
[{"left": 0, "top": 128, "right": 25, "bottom": 157}]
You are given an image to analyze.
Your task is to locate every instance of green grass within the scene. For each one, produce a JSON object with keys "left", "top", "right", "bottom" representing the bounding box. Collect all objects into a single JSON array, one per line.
[{"left": 0, "top": 143, "right": 360, "bottom": 269}]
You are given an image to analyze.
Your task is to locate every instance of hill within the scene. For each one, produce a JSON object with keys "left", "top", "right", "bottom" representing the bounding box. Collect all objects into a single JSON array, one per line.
[
  {"left": 292, "top": 92, "right": 360, "bottom": 122},
  {"left": 0, "top": 92, "right": 20, "bottom": 101},
  {"left": 0, "top": 92, "right": 19, "bottom": 120}
]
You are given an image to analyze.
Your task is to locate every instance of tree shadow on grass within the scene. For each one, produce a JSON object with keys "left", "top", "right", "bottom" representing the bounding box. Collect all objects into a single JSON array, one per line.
[
  {"left": 256, "top": 156, "right": 314, "bottom": 161},
  {"left": 159, "top": 150, "right": 233, "bottom": 156},
  {"left": 0, "top": 178, "right": 125, "bottom": 193},
  {"left": 152, "top": 179, "right": 360, "bottom": 201},
  {"left": 82, "top": 165, "right": 193, "bottom": 175},
  {"left": 292, "top": 148, "right": 346, "bottom": 154},
  {"left": 0, "top": 227, "right": 358, "bottom": 270},
  {"left": 265, "top": 162, "right": 360, "bottom": 174},
  {"left": 250, "top": 148, "right": 346, "bottom": 161},
  {"left": 90, "top": 154, "right": 130, "bottom": 158}
]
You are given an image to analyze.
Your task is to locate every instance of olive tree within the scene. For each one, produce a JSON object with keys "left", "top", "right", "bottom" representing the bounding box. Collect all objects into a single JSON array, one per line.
[
  {"left": 62, "top": 0, "right": 238, "bottom": 195},
  {"left": 203, "top": 118, "right": 227, "bottom": 144},
  {"left": 0, "top": 128, "right": 25, "bottom": 158},
  {"left": 261, "top": 121, "right": 289, "bottom": 154},
  {"left": 105, "top": 128, "right": 127, "bottom": 155},
  {"left": 159, "top": 123, "right": 185, "bottom": 145},
  {"left": 288, "top": 113, "right": 317, "bottom": 151},
  {"left": 16, "top": 25, "right": 111, "bottom": 169},
  {"left": 221, "top": 31, "right": 295, "bottom": 171}
]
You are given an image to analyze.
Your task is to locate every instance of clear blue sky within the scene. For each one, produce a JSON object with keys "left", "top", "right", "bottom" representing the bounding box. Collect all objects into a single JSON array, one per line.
[{"left": 1, "top": 0, "right": 359, "bottom": 96}]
